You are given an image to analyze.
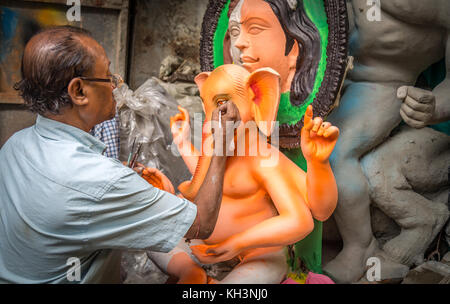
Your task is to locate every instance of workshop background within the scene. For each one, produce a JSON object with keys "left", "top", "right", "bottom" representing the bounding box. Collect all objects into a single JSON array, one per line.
[
  {"left": 2, "top": 0, "right": 449, "bottom": 285},
  {"left": 0, "top": 0, "right": 207, "bottom": 147}
]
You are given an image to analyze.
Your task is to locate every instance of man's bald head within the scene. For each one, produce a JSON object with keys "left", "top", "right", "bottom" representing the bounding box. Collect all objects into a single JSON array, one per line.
[{"left": 15, "top": 26, "right": 99, "bottom": 115}]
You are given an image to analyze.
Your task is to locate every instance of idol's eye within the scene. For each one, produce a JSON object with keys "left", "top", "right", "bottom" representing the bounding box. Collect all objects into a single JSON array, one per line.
[
  {"left": 248, "top": 26, "right": 264, "bottom": 35},
  {"left": 216, "top": 99, "right": 228, "bottom": 106},
  {"left": 230, "top": 26, "right": 240, "bottom": 38}
]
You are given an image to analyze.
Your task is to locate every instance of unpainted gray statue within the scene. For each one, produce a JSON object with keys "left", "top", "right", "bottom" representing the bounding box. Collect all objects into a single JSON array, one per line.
[
  {"left": 361, "top": 125, "right": 449, "bottom": 280},
  {"left": 324, "top": 0, "right": 450, "bottom": 283}
]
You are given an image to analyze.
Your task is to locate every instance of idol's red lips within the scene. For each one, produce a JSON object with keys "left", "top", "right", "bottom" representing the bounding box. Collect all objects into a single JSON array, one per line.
[{"left": 241, "top": 56, "right": 259, "bottom": 63}]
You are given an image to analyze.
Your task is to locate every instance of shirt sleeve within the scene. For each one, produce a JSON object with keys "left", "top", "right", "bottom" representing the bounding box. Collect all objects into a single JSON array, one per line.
[{"left": 82, "top": 167, "right": 197, "bottom": 253}]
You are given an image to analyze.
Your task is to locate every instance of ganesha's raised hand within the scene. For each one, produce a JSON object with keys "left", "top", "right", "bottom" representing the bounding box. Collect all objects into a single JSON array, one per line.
[
  {"left": 301, "top": 105, "right": 339, "bottom": 164},
  {"left": 170, "top": 106, "right": 191, "bottom": 146}
]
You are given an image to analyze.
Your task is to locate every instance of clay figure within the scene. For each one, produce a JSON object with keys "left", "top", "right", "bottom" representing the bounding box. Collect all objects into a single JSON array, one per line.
[
  {"left": 188, "top": 0, "right": 349, "bottom": 274},
  {"left": 151, "top": 64, "right": 339, "bottom": 283},
  {"left": 322, "top": 0, "right": 450, "bottom": 282}
]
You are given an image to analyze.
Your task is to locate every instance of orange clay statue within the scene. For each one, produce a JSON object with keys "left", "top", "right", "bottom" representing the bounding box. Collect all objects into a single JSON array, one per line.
[{"left": 149, "top": 64, "right": 339, "bottom": 284}]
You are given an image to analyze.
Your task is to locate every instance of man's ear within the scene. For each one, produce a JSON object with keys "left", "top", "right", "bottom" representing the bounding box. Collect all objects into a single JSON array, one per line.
[
  {"left": 67, "top": 78, "right": 88, "bottom": 106},
  {"left": 246, "top": 68, "right": 281, "bottom": 136},
  {"left": 194, "top": 72, "right": 211, "bottom": 93}
]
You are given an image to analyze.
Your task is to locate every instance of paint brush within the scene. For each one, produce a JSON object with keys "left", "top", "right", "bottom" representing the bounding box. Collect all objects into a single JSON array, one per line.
[
  {"left": 126, "top": 137, "right": 137, "bottom": 167},
  {"left": 129, "top": 142, "right": 143, "bottom": 169}
]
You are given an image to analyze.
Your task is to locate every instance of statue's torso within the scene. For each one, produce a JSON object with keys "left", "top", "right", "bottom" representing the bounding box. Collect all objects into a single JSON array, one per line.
[
  {"left": 204, "top": 150, "right": 306, "bottom": 250},
  {"left": 349, "top": 0, "right": 447, "bottom": 84},
  {"left": 204, "top": 155, "right": 278, "bottom": 245}
]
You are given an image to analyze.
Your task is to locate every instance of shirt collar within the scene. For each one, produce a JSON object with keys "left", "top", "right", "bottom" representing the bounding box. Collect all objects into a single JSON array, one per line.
[{"left": 35, "top": 115, "right": 107, "bottom": 154}]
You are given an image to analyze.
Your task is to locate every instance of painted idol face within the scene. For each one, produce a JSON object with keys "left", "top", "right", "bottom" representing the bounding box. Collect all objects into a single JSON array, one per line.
[{"left": 228, "top": 0, "right": 298, "bottom": 92}]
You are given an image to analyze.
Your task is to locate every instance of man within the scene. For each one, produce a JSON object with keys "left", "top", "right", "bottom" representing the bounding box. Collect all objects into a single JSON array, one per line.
[{"left": 0, "top": 26, "right": 240, "bottom": 283}]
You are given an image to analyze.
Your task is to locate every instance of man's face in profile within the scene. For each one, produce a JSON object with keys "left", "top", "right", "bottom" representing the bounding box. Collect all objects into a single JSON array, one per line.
[{"left": 80, "top": 36, "right": 117, "bottom": 124}]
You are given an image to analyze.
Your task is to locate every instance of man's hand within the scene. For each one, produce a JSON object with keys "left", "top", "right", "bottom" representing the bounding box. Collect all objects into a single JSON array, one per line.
[
  {"left": 141, "top": 167, "right": 175, "bottom": 194},
  {"left": 211, "top": 101, "right": 241, "bottom": 156},
  {"left": 122, "top": 161, "right": 145, "bottom": 175},
  {"left": 122, "top": 161, "right": 175, "bottom": 193},
  {"left": 301, "top": 105, "right": 339, "bottom": 163},
  {"left": 170, "top": 106, "right": 191, "bottom": 146},
  {"left": 397, "top": 86, "right": 436, "bottom": 129}
]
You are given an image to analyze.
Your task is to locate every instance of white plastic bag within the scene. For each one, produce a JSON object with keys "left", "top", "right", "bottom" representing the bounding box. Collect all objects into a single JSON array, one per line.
[{"left": 114, "top": 78, "right": 192, "bottom": 188}]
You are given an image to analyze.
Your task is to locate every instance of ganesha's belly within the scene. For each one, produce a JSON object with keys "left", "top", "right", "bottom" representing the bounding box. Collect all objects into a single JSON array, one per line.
[{"left": 205, "top": 193, "right": 278, "bottom": 245}]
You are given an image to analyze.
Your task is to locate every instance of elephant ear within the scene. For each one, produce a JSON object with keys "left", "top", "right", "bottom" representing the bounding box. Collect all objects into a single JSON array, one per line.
[
  {"left": 246, "top": 68, "right": 281, "bottom": 137},
  {"left": 194, "top": 72, "right": 211, "bottom": 114},
  {"left": 194, "top": 71, "right": 211, "bottom": 93}
]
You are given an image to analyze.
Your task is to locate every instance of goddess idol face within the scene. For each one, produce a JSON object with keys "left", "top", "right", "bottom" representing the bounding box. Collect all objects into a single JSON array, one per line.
[{"left": 228, "top": 0, "right": 299, "bottom": 93}]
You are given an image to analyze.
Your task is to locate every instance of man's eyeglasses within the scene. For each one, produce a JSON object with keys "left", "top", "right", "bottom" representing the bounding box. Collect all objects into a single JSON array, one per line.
[{"left": 79, "top": 74, "right": 123, "bottom": 89}]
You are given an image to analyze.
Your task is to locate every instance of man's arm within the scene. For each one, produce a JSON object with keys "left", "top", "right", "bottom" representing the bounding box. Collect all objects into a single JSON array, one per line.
[
  {"left": 184, "top": 101, "right": 241, "bottom": 240},
  {"left": 184, "top": 155, "right": 227, "bottom": 239}
]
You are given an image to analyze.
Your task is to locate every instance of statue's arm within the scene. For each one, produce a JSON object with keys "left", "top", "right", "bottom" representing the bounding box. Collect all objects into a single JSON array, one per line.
[
  {"left": 300, "top": 105, "right": 339, "bottom": 221},
  {"left": 233, "top": 158, "right": 315, "bottom": 249},
  {"left": 189, "top": 157, "right": 315, "bottom": 264},
  {"left": 177, "top": 142, "right": 200, "bottom": 175},
  {"left": 170, "top": 106, "right": 201, "bottom": 174},
  {"left": 430, "top": 32, "right": 450, "bottom": 124},
  {"left": 304, "top": 158, "right": 338, "bottom": 222},
  {"left": 397, "top": 32, "right": 450, "bottom": 128}
]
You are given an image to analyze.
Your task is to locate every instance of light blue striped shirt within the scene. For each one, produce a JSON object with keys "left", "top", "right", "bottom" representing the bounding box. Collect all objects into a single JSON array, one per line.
[{"left": 0, "top": 115, "right": 196, "bottom": 283}]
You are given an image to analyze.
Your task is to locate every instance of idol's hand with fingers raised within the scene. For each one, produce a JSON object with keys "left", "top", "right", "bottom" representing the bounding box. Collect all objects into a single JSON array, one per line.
[{"left": 301, "top": 105, "right": 339, "bottom": 164}]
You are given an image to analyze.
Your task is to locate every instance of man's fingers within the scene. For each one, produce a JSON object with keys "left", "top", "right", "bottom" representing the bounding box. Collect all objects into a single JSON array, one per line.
[
  {"left": 216, "top": 102, "right": 230, "bottom": 117},
  {"left": 145, "top": 167, "right": 157, "bottom": 174},
  {"left": 224, "top": 101, "right": 240, "bottom": 121},
  {"left": 134, "top": 167, "right": 144, "bottom": 175},
  {"left": 216, "top": 101, "right": 241, "bottom": 123}
]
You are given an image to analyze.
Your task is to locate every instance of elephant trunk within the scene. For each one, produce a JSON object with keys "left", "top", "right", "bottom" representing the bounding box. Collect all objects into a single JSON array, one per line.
[{"left": 178, "top": 124, "right": 214, "bottom": 201}]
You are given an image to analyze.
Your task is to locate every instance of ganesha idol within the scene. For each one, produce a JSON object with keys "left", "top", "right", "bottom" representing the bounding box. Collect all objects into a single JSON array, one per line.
[
  {"left": 147, "top": 63, "right": 340, "bottom": 284},
  {"left": 194, "top": 0, "right": 349, "bottom": 278}
]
